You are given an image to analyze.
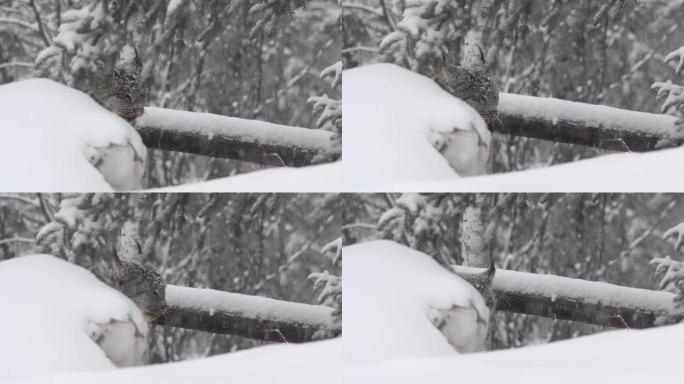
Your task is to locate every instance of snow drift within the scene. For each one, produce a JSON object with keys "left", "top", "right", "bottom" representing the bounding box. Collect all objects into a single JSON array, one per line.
[
  {"left": 343, "top": 240, "right": 489, "bottom": 364},
  {"left": 343, "top": 63, "right": 490, "bottom": 190},
  {"left": 0, "top": 79, "right": 146, "bottom": 192},
  {"left": 348, "top": 323, "right": 684, "bottom": 383},
  {"left": 0, "top": 255, "right": 147, "bottom": 380}
]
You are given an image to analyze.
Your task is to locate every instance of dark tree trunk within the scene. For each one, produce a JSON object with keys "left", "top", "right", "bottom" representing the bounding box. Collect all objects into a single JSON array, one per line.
[
  {"left": 136, "top": 107, "right": 338, "bottom": 167},
  {"left": 152, "top": 285, "right": 340, "bottom": 343},
  {"left": 496, "top": 93, "right": 681, "bottom": 152}
]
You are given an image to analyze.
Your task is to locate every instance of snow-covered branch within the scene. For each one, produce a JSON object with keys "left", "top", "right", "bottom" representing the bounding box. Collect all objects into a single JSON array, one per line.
[
  {"left": 497, "top": 93, "right": 681, "bottom": 152},
  {"left": 453, "top": 266, "right": 684, "bottom": 329},
  {"left": 153, "top": 285, "right": 340, "bottom": 343},
  {"left": 0, "top": 61, "right": 34, "bottom": 69},
  {"left": 135, "top": 107, "right": 338, "bottom": 167}
]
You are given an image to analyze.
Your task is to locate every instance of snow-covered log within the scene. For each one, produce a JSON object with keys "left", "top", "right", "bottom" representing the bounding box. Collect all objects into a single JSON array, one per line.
[
  {"left": 452, "top": 266, "right": 684, "bottom": 329},
  {"left": 497, "top": 93, "right": 680, "bottom": 152},
  {"left": 136, "top": 107, "right": 337, "bottom": 166},
  {"left": 153, "top": 285, "right": 340, "bottom": 343}
]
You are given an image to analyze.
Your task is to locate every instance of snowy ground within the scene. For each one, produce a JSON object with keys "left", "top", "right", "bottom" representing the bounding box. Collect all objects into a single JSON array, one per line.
[
  {"left": 9, "top": 339, "right": 341, "bottom": 384},
  {"left": 154, "top": 162, "right": 341, "bottom": 192},
  {"left": 393, "top": 146, "right": 684, "bottom": 192},
  {"left": 348, "top": 323, "right": 684, "bottom": 383}
]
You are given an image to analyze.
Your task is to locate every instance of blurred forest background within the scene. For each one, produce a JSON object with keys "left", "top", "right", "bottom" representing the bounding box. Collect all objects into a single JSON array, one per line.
[
  {"left": 342, "top": 193, "right": 684, "bottom": 349},
  {"left": 342, "top": 0, "right": 684, "bottom": 172},
  {"left": 0, "top": 0, "right": 340, "bottom": 186},
  {"left": 0, "top": 193, "right": 341, "bottom": 363}
]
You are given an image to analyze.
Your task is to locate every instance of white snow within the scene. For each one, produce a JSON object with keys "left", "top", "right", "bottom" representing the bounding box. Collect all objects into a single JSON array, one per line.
[
  {"left": 347, "top": 324, "right": 684, "bottom": 383},
  {"left": 343, "top": 240, "right": 489, "bottom": 364},
  {"left": 153, "top": 162, "right": 341, "bottom": 192},
  {"left": 8, "top": 339, "right": 342, "bottom": 384},
  {"left": 0, "top": 255, "right": 147, "bottom": 380},
  {"left": 0, "top": 78, "right": 146, "bottom": 192},
  {"left": 342, "top": 63, "right": 490, "bottom": 190},
  {"left": 166, "top": 0, "right": 185, "bottom": 17}
]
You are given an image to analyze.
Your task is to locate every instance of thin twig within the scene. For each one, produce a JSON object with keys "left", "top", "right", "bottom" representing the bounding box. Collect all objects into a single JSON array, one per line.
[
  {"left": 378, "top": 0, "right": 397, "bottom": 30},
  {"left": 0, "top": 61, "right": 33, "bottom": 69},
  {"left": 0, "top": 17, "right": 37, "bottom": 30},
  {"left": 28, "top": 0, "right": 51, "bottom": 46},
  {"left": 341, "top": 46, "right": 378, "bottom": 54},
  {"left": 341, "top": 2, "right": 383, "bottom": 16},
  {"left": 0, "top": 237, "right": 35, "bottom": 246}
]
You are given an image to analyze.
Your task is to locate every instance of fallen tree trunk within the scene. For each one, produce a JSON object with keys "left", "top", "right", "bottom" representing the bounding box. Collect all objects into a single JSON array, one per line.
[
  {"left": 136, "top": 107, "right": 338, "bottom": 167},
  {"left": 152, "top": 285, "right": 340, "bottom": 343},
  {"left": 452, "top": 266, "right": 684, "bottom": 329},
  {"left": 496, "top": 93, "right": 681, "bottom": 152}
]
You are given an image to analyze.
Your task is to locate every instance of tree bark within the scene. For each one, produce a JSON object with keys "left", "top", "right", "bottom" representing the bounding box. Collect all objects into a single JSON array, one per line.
[
  {"left": 460, "top": 195, "right": 490, "bottom": 268},
  {"left": 462, "top": 0, "right": 492, "bottom": 70},
  {"left": 135, "top": 107, "right": 338, "bottom": 167},
  {"left": 496, "top": 93, "right": 681, "bottom": 152},
  {"left": 119, "top": 195, "right": 146, "bottom": 263},
  {"left": 152, "top": 285, "right": 340, "bottom": 343},
  {"left": 453, "top": 266, "right": 684, "bottom": 329}
]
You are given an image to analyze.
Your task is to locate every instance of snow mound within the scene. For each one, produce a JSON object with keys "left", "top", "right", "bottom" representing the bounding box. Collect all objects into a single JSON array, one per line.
[
  {"left": 343, "top": 240, "right": 489, "bottom": 364},
  {"left": 9, "top": 339, "right": 341, "bottom": 384},
  {"left": 0, "top": 79, "right": 146, "bottom": 192},
  {"left": 348, "top": 323, "right": 684, "bottom": 383},
  {"left": 0, "top": 255, "right": 147, "bottom": 380},
  {"left": 343, "top": 63, "right": 490, "bottom": 190},
  {"left": 154, "top": 162, "right": 341, "bottom": 192}
]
